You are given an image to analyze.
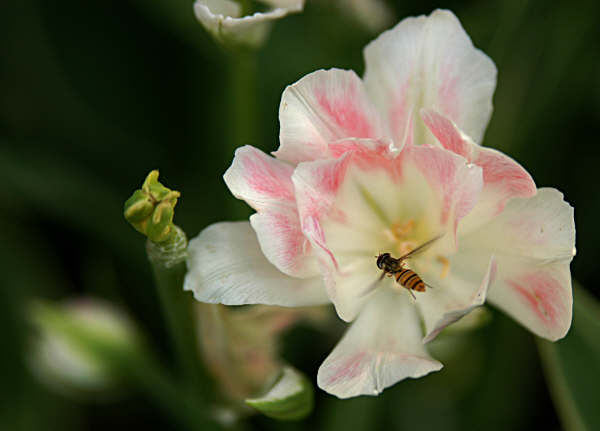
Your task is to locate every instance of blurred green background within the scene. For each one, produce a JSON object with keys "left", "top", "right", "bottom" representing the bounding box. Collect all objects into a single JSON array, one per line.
[{"left": 1, "top": 0, "right": 599, "bottom": 429}]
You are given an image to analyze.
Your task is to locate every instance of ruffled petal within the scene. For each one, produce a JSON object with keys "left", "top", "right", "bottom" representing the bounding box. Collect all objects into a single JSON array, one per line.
[
  {"left": 317, "top": 288, "right": 442, "bottom": 398},
  {"left": 421, "top": 109, "right": 536, "bottom": 234},
  {"left": 363, "top": 9, "right": 496, "bottom": 146},
  {"left": 415, "top": 255, "right": 496, "bottom": 343},
  {"left": 224, "top": 146, "right": 318, "bottom": 277},
  {"left": 274, "top": 69, "right": 384, "bottom": 164},
  {"left": 184, "top": 222, "right": 330, "bottom": 307},
  {"left": 459, "top": 188, "right": 575, "bottom": 340},
  {"left": 291, "top": 144, "right": 483, "bottom": 321}
]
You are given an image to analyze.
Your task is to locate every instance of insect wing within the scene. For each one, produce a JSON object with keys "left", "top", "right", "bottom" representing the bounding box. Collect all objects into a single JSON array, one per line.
[
  {"left": 358, "top": 272, "right": 386, "bottom": 297},
  {"left": 397, "top": 233, "right": 444, "bottom": 261}
]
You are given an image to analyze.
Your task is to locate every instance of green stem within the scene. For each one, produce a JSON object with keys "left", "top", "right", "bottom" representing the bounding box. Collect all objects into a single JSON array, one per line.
[
  {"left": 229, "top": 49, "right": 259, "bottom": 150},
  {"left": 146, "top": 226, "right": 207, "bottom": 393},
  {"left": 127, "top": 351, "right": 218, "bottom": 431}
]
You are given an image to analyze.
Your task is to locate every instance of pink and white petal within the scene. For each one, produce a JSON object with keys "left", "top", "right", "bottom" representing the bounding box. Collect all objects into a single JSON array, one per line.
[
  {"left": 489, "top": 259, "right": 572, "bottom": 341},
  {"left": 184, "top": 222, "right": 330, "bottom": 307},
  {"left": 223, "top": 146, "right": 318, "bottom": 277},
  {"left": 363, "top": 9, "right": 496, "bottom": 146},
  {"left": 415, "top": 254, "right": 496, "bottom": 343},
  {"left": 460, "top": 188, "right": 575, "bottom": 263},
  {"left": 459, "top": 188, "right": 575, "bottom": 340},
  {"left": 224, "top": 145, "right": 296, "bottom": 211},
  {"left": 407, "top": 145, "right": 483, "bottom": 240},
  {"left": 421, "top": 109, "right": 536, "bottom": 233},
  {"left": 317, "top": 288, "right": 442, "bottom": 398},
  {"left": 292, "top": 145, "right": 482, "bottom": 321},
  {"left": 274, "top": 69, "right": 384, "bottom": 164},
  {"left": 250, "top": 211, "right": 319, "bottom": 278}
]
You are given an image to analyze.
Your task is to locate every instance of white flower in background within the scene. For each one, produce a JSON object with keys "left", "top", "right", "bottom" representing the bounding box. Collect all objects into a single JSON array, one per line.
[
  {"left": 194, "top": 0, "right": 304, "bottom": 47},
  {"left": 185, "top": 10, "right": 576, "bottom": 398},
  {"left": 29, "top": 298, "right": 141, "bottom": 395}
]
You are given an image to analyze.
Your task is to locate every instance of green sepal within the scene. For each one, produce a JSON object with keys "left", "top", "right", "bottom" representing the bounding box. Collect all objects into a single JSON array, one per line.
[{"left": 245, "top": 366, "right": 314, "bottom": 421}]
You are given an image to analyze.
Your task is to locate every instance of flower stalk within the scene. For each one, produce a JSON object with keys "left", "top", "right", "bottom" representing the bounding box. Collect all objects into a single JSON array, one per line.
[
  {"left": 146, "top": 226, "right": 205, "bottom": 391},
  {"left": 229, "top": 49, "right": 259, "bottom": 150},
  {"left": 124, "top": 171, "right": 207, "bottom": 395}
]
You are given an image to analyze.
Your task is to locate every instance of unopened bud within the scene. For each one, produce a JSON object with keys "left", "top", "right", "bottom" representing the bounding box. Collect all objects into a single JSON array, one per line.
[
  {"left": 246, "top": 366, "right": 314, "bottom": 421},
  {"left": 124, "top": 170, "right": 181, "bottom": 243},
  {"left": 29, "top": 298, "right": 142, "bottom": 396}
]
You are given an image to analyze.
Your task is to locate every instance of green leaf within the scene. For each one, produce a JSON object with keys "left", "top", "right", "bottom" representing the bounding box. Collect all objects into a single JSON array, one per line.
[
  {"left": 245, "top": 366, "right": 314, "bottom": 421},
  {"left": 537, "top": 285, "right": 600, "bottom": 431}
]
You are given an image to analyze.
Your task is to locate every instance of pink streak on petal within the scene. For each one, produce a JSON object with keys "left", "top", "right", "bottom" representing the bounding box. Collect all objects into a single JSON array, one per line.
[
  {"left": 303, "top": 215, "right": 339, "bottom": 271},
  {"left": 421, "top": 109, "right": 536, "bottom": 215},
  {"left": 420, "top": 109, "right": 471, "bottom": 158},
  {"left": 508, "top": 272, "right": 563, "bottom": 326},
  {"left": 323, "top": 352, "right": 368, "bottom": 386},
  {"left": 409, "top": 147, "right": 458, "bottom": 225},
  {"left": 389, "top": 83, "right": 410, "bottom": 141},
  {"left": 241, "top": 149, "right": 295, "bottom": 202},
  {"left": 272, "top": 212, "right": 309, "bottom": 269},
  {"left": 316, "top": 84, "right": 373, "bottom": 138},
  {"left": 474, "top": 150, "right": 536, "bottom": 198},
  {"left": 328, "top": 139, "right": 395, "bottom": 171},
  {"left": 438, "top": 73, "right": 460, "bottom": 121}
]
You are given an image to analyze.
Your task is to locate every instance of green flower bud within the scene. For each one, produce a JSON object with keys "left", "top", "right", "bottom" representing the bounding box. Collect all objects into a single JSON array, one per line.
[{"left": 124, "top": 170, "right": 181, "bottom": 243}]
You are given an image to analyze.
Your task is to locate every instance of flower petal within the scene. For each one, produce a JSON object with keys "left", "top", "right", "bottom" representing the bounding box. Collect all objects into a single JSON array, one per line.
[
  {"left": 224, "top": 145, "right": 296, "bottom": 210},
  {"left": 317, "top": 288, "right": 442, "bottom": 398},
  {"left": 274, "top": 69, "right": 384, "bottom": 164},
  {"left": 460, "top": 188, "right": 575, "bottom": 340},
  {"left": 363, "top": 9, "right": 496, "bottom": 146},
  {"left": 224, "top": 146, "right": 318, "bottom": 277},
  {"left": 184, "top": 222, "right": 330, "bottom": 307},
  {"left": 292, "top": 144, "right": 483, "bottom": 321},
  {"left": 421, "top": 109, "right": 536, "bottom": 233},
  {"left": 194, "top": 0, "right": 304, "bottom": 47},
  {"left": 416, "top": 255, "right": 496, "bottom": 343}
]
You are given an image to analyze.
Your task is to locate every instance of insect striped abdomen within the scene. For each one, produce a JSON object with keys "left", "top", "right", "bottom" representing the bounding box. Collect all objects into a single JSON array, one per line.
[{"left": 395, "top": 268, "right": 426, "bottom": 292}]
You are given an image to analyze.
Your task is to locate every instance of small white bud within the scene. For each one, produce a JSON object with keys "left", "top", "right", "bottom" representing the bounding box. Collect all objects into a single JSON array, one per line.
[{"left": 29, "top": 298, "right": 142, "bottom": 397}]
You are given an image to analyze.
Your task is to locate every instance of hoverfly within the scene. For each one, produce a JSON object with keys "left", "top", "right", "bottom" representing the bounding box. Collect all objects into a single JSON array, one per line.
[{"left": 361, "top": 234, "right": 443, "bottom": 299}]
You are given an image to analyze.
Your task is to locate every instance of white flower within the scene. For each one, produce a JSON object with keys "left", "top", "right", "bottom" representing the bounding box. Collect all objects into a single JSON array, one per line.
[
  {"left": 185, "top": 10, "right": 575, "bottom": 398},
  {"left": 194, "top": 0, "right": 304, "bottom": 47}
]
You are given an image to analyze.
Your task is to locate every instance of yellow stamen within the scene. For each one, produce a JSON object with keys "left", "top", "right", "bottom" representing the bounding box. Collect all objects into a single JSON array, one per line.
[
  {"left": 437, "top": 255, "right": 450, "bottom": 279},
  {"left": 390, "top": 219, "right": 415, "bottom": 239}
]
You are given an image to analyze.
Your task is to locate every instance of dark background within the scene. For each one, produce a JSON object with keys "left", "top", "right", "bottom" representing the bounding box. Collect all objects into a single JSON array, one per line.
[{"left": 1, "top": 0, "right": 599, "bottom": 429}]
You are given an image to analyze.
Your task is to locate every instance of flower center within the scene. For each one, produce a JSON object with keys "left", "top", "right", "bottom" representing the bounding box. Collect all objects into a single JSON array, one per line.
[{"left": 382, "top": 219, "right": 450, "bottom": 280}]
